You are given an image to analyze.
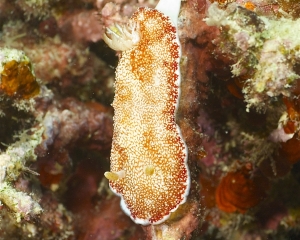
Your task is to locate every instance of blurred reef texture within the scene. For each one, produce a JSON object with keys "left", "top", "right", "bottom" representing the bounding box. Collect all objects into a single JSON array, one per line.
[{"left": 1, "top": 0, "right": 300, "bottom": 239}]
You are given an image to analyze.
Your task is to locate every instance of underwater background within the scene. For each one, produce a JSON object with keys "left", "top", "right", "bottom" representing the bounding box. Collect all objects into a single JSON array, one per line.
[{"left": 1, "top": 0, "right": 300, "bottom": 239}]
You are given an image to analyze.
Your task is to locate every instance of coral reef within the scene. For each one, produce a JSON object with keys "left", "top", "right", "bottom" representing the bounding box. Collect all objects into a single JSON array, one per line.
[
  {"left": 1, "top": 0, "right": 300, "bottom": 239},
  {"left": 0, "top": 48, "right": 42, "bottom": 223},
  {"left": 206, "top": 2, "right": 300, "bottom": 112},
  {"left": 191, "top": 1, "right": 300, "bottom": 239}
]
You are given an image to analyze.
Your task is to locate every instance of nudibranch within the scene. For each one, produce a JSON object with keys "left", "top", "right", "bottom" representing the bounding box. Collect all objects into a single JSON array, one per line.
[{"left": 103, "top": 0, "right": 190, "bottom": 225}]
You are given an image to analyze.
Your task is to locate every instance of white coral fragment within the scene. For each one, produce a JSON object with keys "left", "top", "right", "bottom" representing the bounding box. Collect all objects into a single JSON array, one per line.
[{"left": 269, "top": 112, "right": 295, "bottom": 143}]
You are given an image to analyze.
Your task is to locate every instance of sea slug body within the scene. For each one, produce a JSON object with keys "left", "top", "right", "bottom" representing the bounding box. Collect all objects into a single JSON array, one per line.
[{"left": 104, "top": 0, "right": 190, "bottom": 225}]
